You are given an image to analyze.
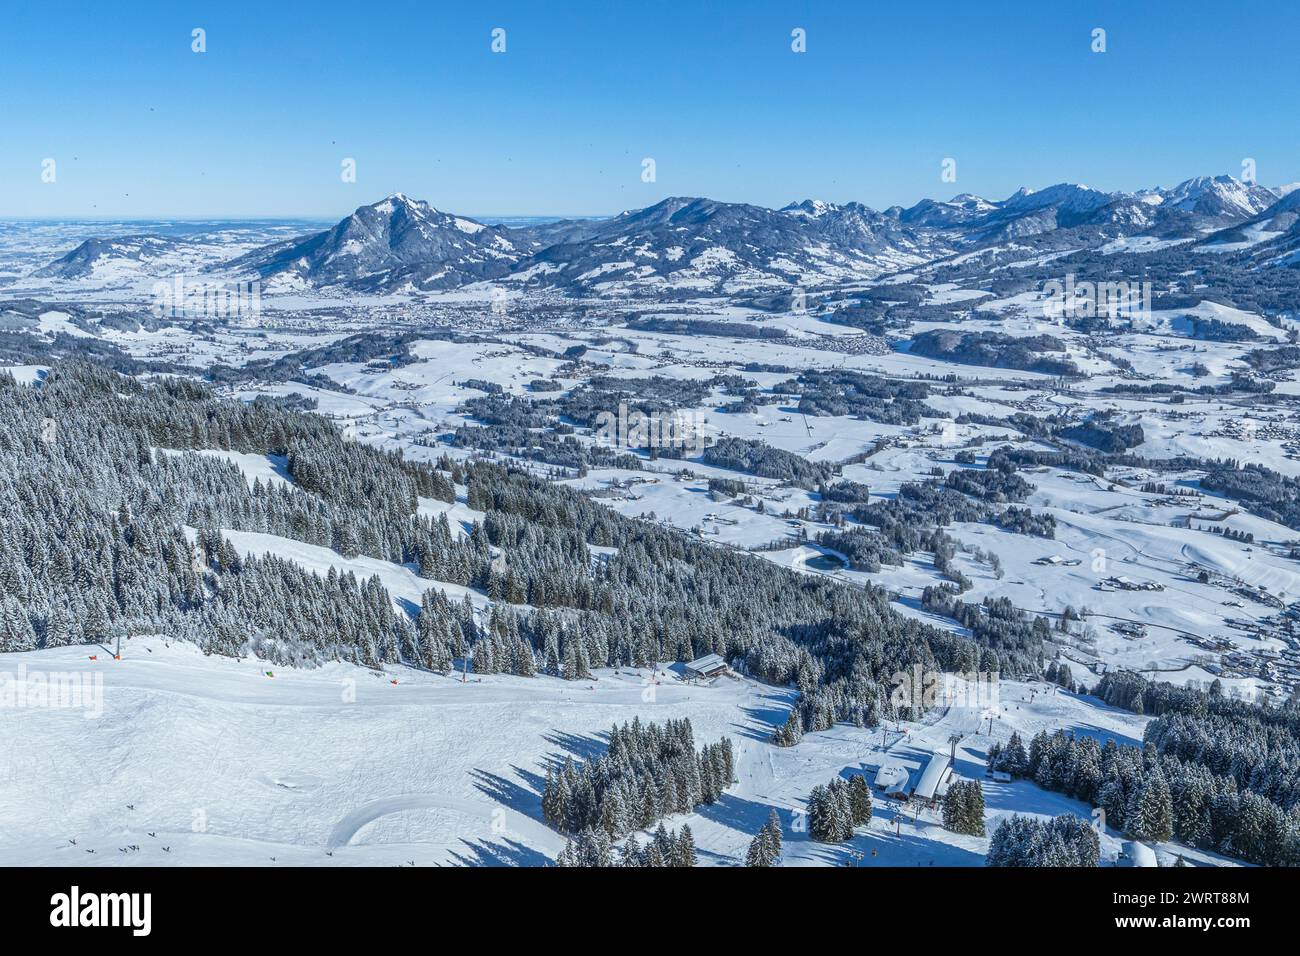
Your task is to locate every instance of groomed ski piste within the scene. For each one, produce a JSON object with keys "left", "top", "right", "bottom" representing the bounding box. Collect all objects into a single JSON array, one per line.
[{"left": 0, "top": 638, "right": 1236, "bottom": 867}]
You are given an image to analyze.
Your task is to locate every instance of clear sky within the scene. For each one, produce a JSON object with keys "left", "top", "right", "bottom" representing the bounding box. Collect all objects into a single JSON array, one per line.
[{"left": 2, "top": 0, "right": 1297, "bottom": 219}]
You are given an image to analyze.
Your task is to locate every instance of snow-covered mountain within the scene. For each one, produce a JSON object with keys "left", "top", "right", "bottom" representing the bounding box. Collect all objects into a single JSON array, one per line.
[
  {"left": 33, "top": 235, "right": 192, "bottom": 280},
  {"left": 228, "top": 194, "right": 524, "bottom": 292},
  {"left": 1001, "top": 183, "right": 1116, "bottom": 218},
  {"left": 1090, "top": 176, "right": 1279, "bottom": 238},
  {"left": 899, "top": 177, "right": 1278, "bottom": 245},
  {"left": 33, "top": 173, "right": 1300, "bottom": 296},
  {"left": 1201, "top": 188, "right": 1300, "bottom": 265},
  {"left": 782, "top": 199, "right": 950, "bottom": 260},
  {"left": 897, "top": 193, "right": 998, "bottom": 228},
  {"left": 1158, "top": 175, "right": 1278, "bottom": 219},
  {"left": 505, "top": 196, "right": 930, "bottom": 295},
  {"left": 28, "top": 225, "right": 307, "bottom": 285},
  {"left": 892, "top": 184, "right": 1121, "bottom": 241}
]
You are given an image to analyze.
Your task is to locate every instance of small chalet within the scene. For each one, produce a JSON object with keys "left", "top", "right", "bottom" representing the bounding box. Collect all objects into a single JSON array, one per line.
[{"left": 684, "top": 654, "right": 728, "bottom": 681}]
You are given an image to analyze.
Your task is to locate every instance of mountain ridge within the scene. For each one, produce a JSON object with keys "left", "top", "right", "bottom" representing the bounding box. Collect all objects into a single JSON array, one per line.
[{"left": 33, "top": 174, "right": 1300, "bottom": 292}]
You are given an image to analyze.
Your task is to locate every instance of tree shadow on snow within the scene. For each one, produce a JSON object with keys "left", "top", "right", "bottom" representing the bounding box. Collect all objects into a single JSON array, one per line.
[
  {"left": 1067, "top": 720, "right": 1140, "bottom": 750},
  {"left": 733, "top": 698, "right": 792, "bottom": 742},
  {"left": 447, "top": 837, "right": 551, "bottom": 867},
  {"left": 822, "top": 828, "right": 984, "bottom": 868},
  {"left": 470, "top": 766, "right": 547, "bottom": 822},
  {"left": 951, "top": 745, "right": 988, "bottom": 781},
  {"left": 541, "top": 729, "right": 610, "bottom": 764},
  {"left": 694, "top": 791, "right": 786, "bottom": 835},
  {"left": 695, "top": 845, "right": 739, "bottom": 866}
]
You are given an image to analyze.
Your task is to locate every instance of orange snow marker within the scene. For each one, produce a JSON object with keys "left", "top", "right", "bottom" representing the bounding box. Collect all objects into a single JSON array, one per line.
[{"left": 113, "top": 655, "right": 121, "bottom": 661}]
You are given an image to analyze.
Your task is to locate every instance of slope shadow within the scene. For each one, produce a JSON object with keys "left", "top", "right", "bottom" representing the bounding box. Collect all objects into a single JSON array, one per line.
[
  {"left": 696, "top": 845, "right": 739, "bottom": 866},
  {"left": 1068, "top": 721, "right": 1141, "bottom": 750}
]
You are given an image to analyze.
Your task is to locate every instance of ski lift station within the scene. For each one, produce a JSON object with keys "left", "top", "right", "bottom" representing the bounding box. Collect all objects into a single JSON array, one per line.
[
  {"left": 871, "top": 752, "right": 954, "bottom": 804},
  {"left": 913, "top": 752, "right": 954, "bottom": 805}
]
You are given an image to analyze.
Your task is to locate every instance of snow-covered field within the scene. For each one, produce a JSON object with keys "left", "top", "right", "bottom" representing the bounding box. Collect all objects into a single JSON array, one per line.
[
  {"left": 0, "top": 639, "right": 772, "bottom": 866},
  {"left": 0, "top": 641, "right": 1229, "bottom": 867}
]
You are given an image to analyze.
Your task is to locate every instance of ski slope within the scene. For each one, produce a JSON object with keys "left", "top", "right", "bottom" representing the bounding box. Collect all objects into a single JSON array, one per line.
[{"left": 0, "top": 642, "right": 1235, "bottom": 867}]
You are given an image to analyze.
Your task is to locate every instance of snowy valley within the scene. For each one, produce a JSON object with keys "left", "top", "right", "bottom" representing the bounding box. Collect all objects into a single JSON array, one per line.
[{"left": 5, "top": 175, "right": 1300, "bottom": 870}]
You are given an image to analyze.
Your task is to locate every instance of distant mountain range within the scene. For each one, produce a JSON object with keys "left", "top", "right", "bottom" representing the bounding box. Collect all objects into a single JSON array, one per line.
[{"left": 33, "top": 175, "right": 1300, "bottom": 295}]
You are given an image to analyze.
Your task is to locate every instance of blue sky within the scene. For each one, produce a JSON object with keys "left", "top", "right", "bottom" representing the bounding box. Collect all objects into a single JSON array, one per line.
[{"left": 2, "top": 0, "right": 1297, "bottom": 219}]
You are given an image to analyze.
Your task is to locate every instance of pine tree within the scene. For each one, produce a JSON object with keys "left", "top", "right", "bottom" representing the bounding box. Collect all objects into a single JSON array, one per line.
[
  {"left": 1126, "top": 770, "right": 1173, "bottom": 843},
  {"left": 766, "top": 809, "right": 783, "bottom": 856},
  {"left": 807, "top": 784, "right": 832, "bottom": 842},
  {"left": 772, "top": 710, "right": 803, "bottom": 747},
  {"left": 808, "top": 778, "right": 855, "bottom": 843},
  {"left": 943, "top": 780, "right": 969, "bottom": 833},
  {"left": 574, "top": 827, "right": 611, "bottom": 867},
  {"left": 848, "top": 774, "right": 873, "bottom": 826},
  {"left": 963, "top": 779, "right": 986, "bottom": 836},
  {"left": 942, "top": 779, "right": 985, "bottom": 836},
  {"left": 676, "top": 825, "right": 697, "bottom": 867},
  {"left": 745, "top": 827, "right": 775, "bottom": 867},
  {"left": 599, "top": 791, "right": 627, "bottom": 838},
  {"left": 997, "top": 732, "right": 1028, "bottom": 776},
  {"left": 619, "top": 835, "right": 644, "bottom": 867}
]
